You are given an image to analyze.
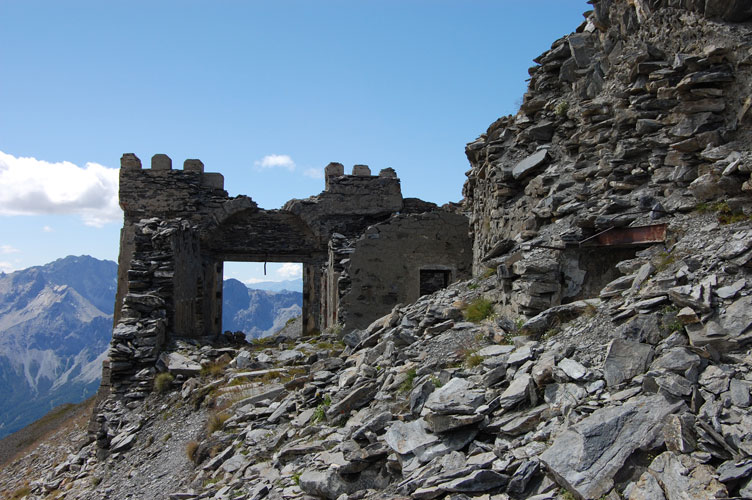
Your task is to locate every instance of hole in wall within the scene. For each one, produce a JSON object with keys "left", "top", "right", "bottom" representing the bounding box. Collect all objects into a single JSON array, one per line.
[
  {"left": 420, "top": 269, "right": 452, "bottom": 296},
  {"left": 222, "top": 262, "right": 303, "bottom": 340}
]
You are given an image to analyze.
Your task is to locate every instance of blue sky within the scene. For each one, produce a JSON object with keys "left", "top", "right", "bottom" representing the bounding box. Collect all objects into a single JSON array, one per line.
[{"left": 0, "top": 0, "right": 587, "bottom": 284}]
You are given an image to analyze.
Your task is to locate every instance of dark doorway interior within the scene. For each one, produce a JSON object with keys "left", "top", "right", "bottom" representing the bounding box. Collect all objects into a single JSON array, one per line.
[{"left": 420, "top": 269, "right": 451, "bottom": 296}]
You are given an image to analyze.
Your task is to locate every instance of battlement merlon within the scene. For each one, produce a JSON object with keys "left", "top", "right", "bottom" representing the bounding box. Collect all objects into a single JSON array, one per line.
[{"left": 118, "top": 153, "right": 230, "bottom": 219}]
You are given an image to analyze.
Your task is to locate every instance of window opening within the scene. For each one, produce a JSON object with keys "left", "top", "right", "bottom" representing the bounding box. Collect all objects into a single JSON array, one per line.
[{"left": 420, "top": 269, "right": 451, "bottom": 296}]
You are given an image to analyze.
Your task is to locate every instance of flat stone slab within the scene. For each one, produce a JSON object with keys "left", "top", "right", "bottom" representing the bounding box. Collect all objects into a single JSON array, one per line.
[
  {"left": 540, "top": 394, "right": 685, "bottom": 499},
  {"left": 424, "top": 378, "right": 485, "bottom": 415},
  {"left": 603, "top": 339, "right": 653, "bottom": 387},
  {"left": 384, "top": 419, "right": 438, "bottom": 455},
  {"left": 512, "top": 149, "right": 549, "bottom": 180},
  {"left": 158, "top": 352, "right": 201, "bottom": 377}
]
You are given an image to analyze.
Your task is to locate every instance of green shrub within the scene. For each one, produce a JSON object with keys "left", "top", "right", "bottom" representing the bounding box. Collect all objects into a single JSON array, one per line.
[
  {"left": 312, "top": 394, "right": 332, "bottom": 423},
  {"left": 154, "top": 372, "right": 175, "bottom": 394},
  {"left": 291, "top": 472, "right": 302, "bottom": 486},
  {"left": 463, "top": 298, "right": 494, "bottom": 323},
  {"left": 399, "top": 367, "right": 418, "bottom": 393},
  {"left": 555, "top": 101, "right": 569, "bottom": 117}
]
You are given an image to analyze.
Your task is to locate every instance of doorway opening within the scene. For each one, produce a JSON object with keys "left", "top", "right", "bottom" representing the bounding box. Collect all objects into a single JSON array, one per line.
[
  {"left": 420, "top": 269, "right": 452, "bottom": 296},
  {"left": 222, "top": 262, "right": 303, "bottom": 340}
]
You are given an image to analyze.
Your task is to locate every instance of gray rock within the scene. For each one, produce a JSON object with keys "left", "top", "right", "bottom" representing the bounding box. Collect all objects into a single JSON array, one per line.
[
  {"left": 384, "top": 419, "right": 438, "bottom": 455},
  {"left": 499, "top": 374, "right": 536, "bottom": 410},
  {"left": 629, "top": 470, "right": 667, "bottom": 500},
  {"left": 653, "top": 372, "right": 693, "bottom": 397},
  {"left": 650, "top": 347, "right": 701, "bottom": 374},
  {"left": 492, "top": 405, "right": 547, "bottom": 436},
  {"left": 234, "top": 350, "right": 253, "bottom": 369},
  {"left": 276, "top": 349, "right": 304, "bottom": 364},
  {"left": 299, "top": 470, "right": 348, "bottom": 499},
  {"left": 507, "top": 344, "right": 534, "bottom": 366},
  {"left": 568, "top": 33, "right": 593, "bottom": 68},
  {"left": 326, "top": 380, "right": 380, "bottom": 420},
  {"left": 414, "top": 426, "right": 478, "bottom": 463},
  {"left": 729, "top": 379, "right": 751, "bottom": 408},
  {"left": 643, "top": 452, "right": 727, "bottom": 500},
  {"left": 512, "top": 149, "right": 549, "bottom": 180},
  {"left": 699, "top": 365, "right": 730, "bottom": 395},
  {"left": 424, "top": 378, "right": 485, "bottom": 415},
  {"left": 716, "top": 279, "right": 746, "bottom": 300},
  {"left": 441, "top": 469, "right": 509, "bottom": 493},
  {"left": 540, "top": 395, "right": 685, "bottom": 499},
  {"left": 424, "top": 412, "right": 484, "bottom": 433},
  {"left": 478, "top": 344, "right": 515, "bottom": 357},
  {"left": 721, "top": 296, "right": 752, "bottom": 341},
  {"left": 557, "top": 358, "right": 587, "bottom": 381},
  {"left": 544, "top": 383, "right": 587, "bottom": 415},
  {"left": 603, "top": 339, "right": 654, "bottom": 387},
  {"left": 157, "top": 352, "right": 201, "bottom": 377},
  {"left": 507, "top": 460, "right": 539, "bottom": 496},
  {"left": 202, "top": 444, "right": 234, "bottom": 471},
  {"left": 663, "top": 414, "right": 697, "bottom": 453},
  {"left": 716, "top": 458, "right": 752, "bottom": 483}
]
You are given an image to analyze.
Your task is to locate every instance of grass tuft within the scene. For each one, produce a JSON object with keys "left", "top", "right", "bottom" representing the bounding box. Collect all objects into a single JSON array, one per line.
[
  {"left": 154, "top": 372, "right": 175, "bottom": 394},
  {"left": 463, "top": 298, "right": 494, "bottom": 323},
  {"left": 207, "top": 412, "right": 230, "bottom": 433},
  {"left": 399, "top": 367, "right": 418, "bottom": 393},
  {"left": 186, "top": 440, "right": 199, "bottom": 463}
]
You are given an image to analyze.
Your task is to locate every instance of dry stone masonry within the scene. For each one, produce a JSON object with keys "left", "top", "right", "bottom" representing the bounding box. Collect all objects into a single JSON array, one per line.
[{"left": 108, "top": 155, "right": 470, "bottom": 396}]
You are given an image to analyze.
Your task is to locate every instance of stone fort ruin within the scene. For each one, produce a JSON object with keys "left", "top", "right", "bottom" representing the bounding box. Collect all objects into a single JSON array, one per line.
[{"left": 107, "top": 153, "right": 471, "bottom": 397}]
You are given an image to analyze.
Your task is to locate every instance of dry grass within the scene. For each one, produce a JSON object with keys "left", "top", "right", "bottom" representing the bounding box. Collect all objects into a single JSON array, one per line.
[
  {"left": 186, "top": 440, "right": 199, "bottom": 463},
  {"left": 207, "top": 412, "right": 230, "bottom": 433}
]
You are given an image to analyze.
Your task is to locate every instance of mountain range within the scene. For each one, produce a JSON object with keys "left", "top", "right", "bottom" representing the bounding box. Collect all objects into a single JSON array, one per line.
[{"left": 0, "top": 256, "right": 302, "bottom": 439}]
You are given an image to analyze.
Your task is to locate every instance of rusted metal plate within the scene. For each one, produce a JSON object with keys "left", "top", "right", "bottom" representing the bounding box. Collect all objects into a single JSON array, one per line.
[{"left": 582, "top": 223, "right": 668, "bottom": 247}]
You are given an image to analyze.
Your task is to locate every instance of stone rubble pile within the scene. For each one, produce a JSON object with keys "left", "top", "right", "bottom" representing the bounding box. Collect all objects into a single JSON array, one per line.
[{"left": 23, "top": 209, "right": 752, "bottom": 499}]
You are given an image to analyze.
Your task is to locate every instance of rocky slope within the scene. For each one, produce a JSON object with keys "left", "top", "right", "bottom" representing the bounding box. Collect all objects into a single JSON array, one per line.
[{"left": 4, "top": 1, "right": 752, "bottom": 499}]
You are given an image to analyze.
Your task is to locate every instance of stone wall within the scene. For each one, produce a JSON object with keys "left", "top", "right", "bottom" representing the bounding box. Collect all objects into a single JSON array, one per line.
[
  {"left": 463, "top": 0, "right": 752, "bottom": 319},
  {"left": 108, "top": 155, "right": 471, "bottom": 395},
  {"left": 330, "top": 211, "right": 472, "bottom": 331}
]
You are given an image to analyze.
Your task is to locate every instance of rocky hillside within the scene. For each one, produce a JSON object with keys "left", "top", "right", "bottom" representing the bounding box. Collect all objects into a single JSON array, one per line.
[
  {"left": 0, "top": 256, "right": 116, "bottom": 439},
  {"left": 222, "top": 279, "right": 303, "bottom": 339},
  {"left": 3, "top": 1, "right": 752, "bottom": 499}
]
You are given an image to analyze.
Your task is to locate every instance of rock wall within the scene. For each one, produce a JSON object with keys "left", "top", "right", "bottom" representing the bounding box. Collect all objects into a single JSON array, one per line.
[{"left": 464, "top": 0, "right": 752, "bottom": 319}]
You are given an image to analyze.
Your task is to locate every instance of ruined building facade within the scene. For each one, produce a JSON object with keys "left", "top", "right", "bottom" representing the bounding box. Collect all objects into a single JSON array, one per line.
[{"left": 107, "top": 154, "right": 470, "bottom": 397}]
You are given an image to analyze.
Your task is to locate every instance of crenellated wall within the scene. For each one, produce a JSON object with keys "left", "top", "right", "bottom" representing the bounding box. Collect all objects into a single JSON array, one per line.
[{"left": 108, "top": 153, "right": 471, "bottom": 397}]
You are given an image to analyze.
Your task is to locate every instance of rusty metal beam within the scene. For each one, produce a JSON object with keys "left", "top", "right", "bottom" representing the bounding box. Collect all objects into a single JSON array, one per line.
[{"left": 580, "top": 223, "right": 668, "bottom": 247}]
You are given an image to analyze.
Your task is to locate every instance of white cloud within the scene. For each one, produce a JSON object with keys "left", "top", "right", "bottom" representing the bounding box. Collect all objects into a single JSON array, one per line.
[
  {"left": 303, "top": 167, "right": 324, "bottom": 179},
  {"left": 243, "top": 278, "right": 266, "bottom": 285},
  {"left": 0, "top": 245, "right": 19, "bottom": 254},
  {"left": 254, "top": 154, "right": 296, "bottom": 171},
  {"left": 0, "top": 151, "right": 121, "bottom": 227},
  {"left": 277, "top": 262, "right": 302, "bottom": 279},
  {"left": 0, "top": 261, "right": 15, "bottom": 273},
  {"left": 42, "top": 225, "right": 53, "bottom": 233}
]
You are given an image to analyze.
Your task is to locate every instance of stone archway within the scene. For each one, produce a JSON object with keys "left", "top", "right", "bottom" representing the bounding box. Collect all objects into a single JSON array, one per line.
[{"left": 201, "top": 208, "right": 327, "bottom": 336}]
